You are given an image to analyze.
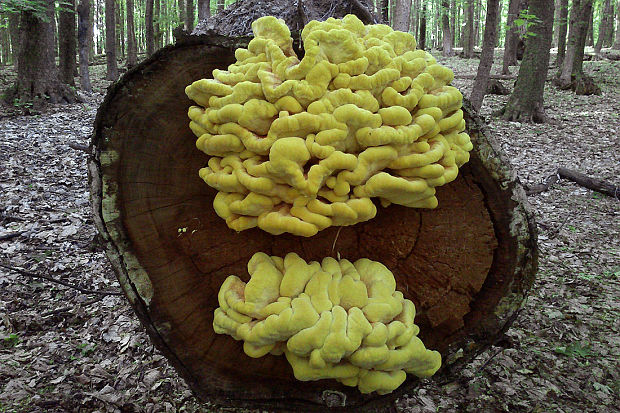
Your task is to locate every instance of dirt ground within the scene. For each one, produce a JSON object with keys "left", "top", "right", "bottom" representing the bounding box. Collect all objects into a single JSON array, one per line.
[{"left": 0, "top": 50, "right": 619, "bottom": 413}]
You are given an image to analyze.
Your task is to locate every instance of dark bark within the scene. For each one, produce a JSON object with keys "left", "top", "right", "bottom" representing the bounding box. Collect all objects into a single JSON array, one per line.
[
  {"left": 557, "top": 0, "right": 594, "bottom": 91},
  {"left": 501, "top": 0, "right": 554, "bottom": 122},
  {"left": 127, "top": 0, "right": 137, "bottom": 67},
  {"left": 6, "top": 0, "right": 77, "bottom": 106},
  {"left": 442, "top": 0, "right": 453, "bottom": 56},
  {"left": 381, "top": 0, "right": 389, "bottom": 23},
  {"left": 185, "top": 0, "right": 194, "bottom": 32},
  {"left": 594, "top": 0, "right": 612, "bottom": 55},
  {"left": 586, "top": 4, "right": 594, "bottom": 46},
  {"left": 393, "top": 0, "right": 412, "bottom": 31},
  {"left": 77, "top": 0, "right": 92, "bottom": 92},
  {"left": 58, "top": 0, "right": 77, "bottom": 86},
  {"left": 556, "top": 0, "right": 569, "bottom": 66},
  {"left": 527, "top": 168, "right": 620, "bottom": 198},
  {"left": 105, "top": 0, "right": 118, "bottom": 80},
  {"left": 154, "top": 0, "right": 161, "bottom": 47},
  {"left": 146, "top": 0, "right": 154, "bottom": 56},
  {"left": 502, "top": 0, "right": 526, "bottom": 74},
  {"left": 198, "top": 0, "right": 210, "bottom": 20},
  {"left": 419, "top": 2, "right": 427, "bottom": 50},
  {"left": 463, "top": 0, "right": 475, "bottom": 57},
  {"left": 450, "top": 0, "right": 456, "bottom": 46},
  {"left": 470, "top": 0, "right": 501, "bottom": 111},
  {"left": 474, "top": 0, "right": 481, "bottom": 47},
  {"left": 615, "top": 0, "right": 620, "bottom": 49},
  {"left": 8, "top": 12, "right": 20, "bottom": 69},
  {"left": 0, "top": 17, "right": 9, "bottom": 65}
]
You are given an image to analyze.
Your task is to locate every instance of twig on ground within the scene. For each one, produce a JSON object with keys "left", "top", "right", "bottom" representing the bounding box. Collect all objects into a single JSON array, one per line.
[
  {"left": 0, "top": 231, "right": 23, "bottom": 241},
  {"left": 0, "top": 262, "right": 122, "bottom": 296},
  {"left": 66, "top": 142, "right": 89, "bottom": 153},
  {"left": 41, "top": 297, "right": 104, "bottom": 317},
  {"left": 526, "top": 168, "right": 619, "bottom": 199}
]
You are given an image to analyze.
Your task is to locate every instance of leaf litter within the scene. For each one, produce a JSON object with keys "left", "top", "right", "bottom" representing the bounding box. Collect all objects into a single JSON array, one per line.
[{"left": 0, "top": 56, "right": 619, "bottom": 412}]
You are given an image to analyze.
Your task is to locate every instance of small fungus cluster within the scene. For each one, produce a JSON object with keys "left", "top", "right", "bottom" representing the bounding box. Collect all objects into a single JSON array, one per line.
[
  {"left": 186, "top": 15, "right": 472, "bottom": 236},
  {"left": 213, "top": 252, "right": 441, "bottom": 394}
]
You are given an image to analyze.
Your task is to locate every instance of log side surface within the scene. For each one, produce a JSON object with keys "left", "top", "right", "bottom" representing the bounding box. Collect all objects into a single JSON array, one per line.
[{"left": 89, "top": 39, "right": 537, "bottom": 411}]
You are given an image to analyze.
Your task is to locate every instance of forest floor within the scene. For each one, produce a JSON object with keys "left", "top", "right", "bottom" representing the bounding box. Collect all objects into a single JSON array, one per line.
[{"left": 0, "top": 51, "right": 619, "bottom": 413}]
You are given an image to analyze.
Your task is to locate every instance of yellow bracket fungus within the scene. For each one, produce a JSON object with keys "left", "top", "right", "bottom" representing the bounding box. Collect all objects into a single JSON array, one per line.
[
  {"left": 213, "top": 252, "right": 441, "bottom": 395},
  {"left": 187, "top": 15, "right": 473, "bottom": 236}
]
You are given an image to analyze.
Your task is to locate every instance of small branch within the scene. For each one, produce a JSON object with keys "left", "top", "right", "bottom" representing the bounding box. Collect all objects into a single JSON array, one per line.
[
  {"left": 0, "top": 231, "right": 24, "bottom": 241},
  {"left": 526, "top": 168, "right": 619, "bottom": 199},
  {"left": 66, "top": 142, "right": 89, "bottom": 153},
  {"left": 0, "top": 262, "right": 123, "bottom": 296},
  {"left": 41, "top": 297, "right": 103, "bottom": 317}
]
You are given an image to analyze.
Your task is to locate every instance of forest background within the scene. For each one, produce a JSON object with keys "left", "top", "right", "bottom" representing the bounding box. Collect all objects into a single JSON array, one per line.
[{"left": 0, "top": 0, "right": 619, "bottom": 412}]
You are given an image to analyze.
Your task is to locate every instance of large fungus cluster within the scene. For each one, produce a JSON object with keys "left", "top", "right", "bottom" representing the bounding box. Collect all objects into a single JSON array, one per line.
[
  {"left": 213, "top": 252, "right": 441, "bottom": 394},
  {"left": 186, "top": 15, "right": 472, "bottom": 237}
]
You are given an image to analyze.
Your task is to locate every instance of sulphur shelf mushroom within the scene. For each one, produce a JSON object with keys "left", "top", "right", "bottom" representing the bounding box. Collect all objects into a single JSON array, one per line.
[
  {"left": 186, "top": 15, "right": 472, "bottom": 237},
  {"left": 214, "top": 252, "right": 441, "bottom": 395}
]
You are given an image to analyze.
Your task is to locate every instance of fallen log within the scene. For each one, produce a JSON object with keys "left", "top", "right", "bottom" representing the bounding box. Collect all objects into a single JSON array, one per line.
[
  {"left": 527, "top": 168, "right": 619, "bottom": 198},
  {"left": 88, "top": 9, "right": 537, "bottom": 412}
]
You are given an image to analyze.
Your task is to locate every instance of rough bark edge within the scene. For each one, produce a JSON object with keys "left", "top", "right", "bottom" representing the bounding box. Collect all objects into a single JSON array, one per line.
[{"left": 89, "top": 42, "right": 538, "bottom": 412}]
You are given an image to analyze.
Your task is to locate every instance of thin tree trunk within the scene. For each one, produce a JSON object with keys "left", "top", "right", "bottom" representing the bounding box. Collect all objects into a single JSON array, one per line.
[
  {"left": 393, "top": 0, "right": 412, "bottom": 31},
  {"left": 502, "top": 0, "right": 522, "bottom": 73},
  {"left": 558, "top": 0, "right": 593, "bottom": 87},
  {"left": 116, "top": 0, "right": 124, "bottom": 58},
  {"left": 154, "top": 0, "right": 161, "bottom": 47},
  {"left": 474, "top": 0, "right": 481, "bottom": 47},
  {"left": 553, "top": 0, "right": 561, "bottom": 47},
  {"left": 198, "top": 0, "right": 210, "bottom": 20},
  {"left": 89, "top": 0, "right": 95, "bottom": 58},
  {"left": 556, "top": 0, "right": 569, "bottom": 65},
  {"left": 0, "top": 19, "right": 9, "bottom": 65},
  {"left": 463, "top": 0, "right": 475, "bottom": 57},
  {"left": 106, "top": 0, "right": 118, "bottom": 80},
  {"left": 146, "top": 0, "right": 154, "bottom": 56},
  {"left": 470, "top": 0, "right": 501, "bottom": 111},
  {"left": 178, "top": 0, "right": 185, "bottom": 24},
  {"left": 127, "top": 0, "right": 137, "bottom": 67},
  {"left": 381, "top": 0, "right": 389, "bottom": 23},
  {"left": 58, "top": 0, "right": 77, "bottom": 86},
  {"left": 586, "top": 3, "right": 594, "bottom": 46},
  {"left": 614, "top": 0, "right": 620, "bottom": 49},
  {"left": 594, "top": 0, "right": 612, "bottom": 54},
  {"left": 185, "top": 0, "right": 194, "bottom": 31},
  {"left": 8, "top": 12, "right": 20, "bottom": 70},
  {"left": 605, "top": 1, "right": 615, "bottom": 45},
  {"left": 501, "top": 0, "right": 554, "bottom": 122},
  {"left": 442, "top": 0, "right": 453, "bottom": 55},
  {"left": 77, "top": 0, "right": 92, "bottom": 92},
  {"left": 419, "top": 2, "right": 427, "bottom": 50},
  {"left": 450, "top": 0, "right": 456, "bottom": 47}
]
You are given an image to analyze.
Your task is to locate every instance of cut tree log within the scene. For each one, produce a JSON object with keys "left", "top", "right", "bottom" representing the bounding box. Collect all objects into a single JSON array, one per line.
[{"left": 89, "top": 31, "right": 537, "bottom": 413}]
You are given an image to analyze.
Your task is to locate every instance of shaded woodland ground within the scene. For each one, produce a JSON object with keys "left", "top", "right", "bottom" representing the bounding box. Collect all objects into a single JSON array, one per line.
[{"left": 0, "top": 49, "right": 618, "bottom": 412}]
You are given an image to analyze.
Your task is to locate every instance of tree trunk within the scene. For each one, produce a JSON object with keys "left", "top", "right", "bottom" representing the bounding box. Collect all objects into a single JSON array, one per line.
[
  {"left": 185, "top": 0, "right": 194, "bottom": 32},
  {"left": 0, "top": 19, "right": 9, "bottom": 65},
  {"left": 116, "top": 0, "right": 124, "bottom": 58},
  {"left": 615, "top": 0, "right": 620, "bottom": 49},
  {"left": 556, "top": 0, "right": 569, "bottom": 65},
  {"left": 127, "top": 0, "right": 137, "bottom": 67},
  {"left": 450, "top": 0, "right": 456, "bottom": 46},
  {"left": 106, "top": 0, "right": 118, "bottom": 80},
  {"left": 381, "top": 0, "right": 389, "bottom": 23},
  {"left": 88, "top": 0, "right": 95, "bottom": 58},
  {"left": 393, "top": 0, "right": 412, "bottom": 31},
  {"left": 90, "top": 34, "right": 537, "bottom": 412},
  {"left": 58, "top": 0, "right": 77, "bottom": 86},
  {"left": 586, "top": 4, "right": 594, "bottom": 46},
  {"left": 146, "top": 0, "right": 154, "bottom": 56},
  {"left": 442, "top": 0, "right": 453, "bottom": 56},
  {"left": 77, "top": 0, "right": 92, "bottom": 92},
  {"left": 419, "top": 2, "right": 427, "bottom": 50},
  {"left": 470, "top": 0, "right": 501, "bottom": 111},
  {"left": 198, "top": 0, "right": 210, "bottom": 20},
  {"left": 463, "top": 0, "right": 475, "bottom": 57},
  {"left": 8, "top": 12, "right": 20, "bottom": 70},
  {"left": 557, "top": 0, "right": 594, "bottom": 89},
  {"left": 6, "top": 0, "right": 77, "bottom": 106},
  {"left": 502, "top": 0, "right": 526, "bottom": 74},
  {"left": 154, "top": 0, "right": 162, "bottom": 47},
  {"left": 501, "top": 0, "right": 554, "bottom": 122},
  {"left": 474, "top": 0, "right": 481, "bottom": 47},
  {"left": 594, "top": 0, "right": 612, "bottom": 55}
]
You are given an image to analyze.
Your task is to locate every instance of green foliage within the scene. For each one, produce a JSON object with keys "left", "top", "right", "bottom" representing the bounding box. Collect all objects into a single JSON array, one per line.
[
  {"left": 2, "top": 333, "right": 20, "bottom": 348},
  {"left": 554, "top": 341, "right": 595, "bottom": 358},
  {"left": 0, "top": 0, "right": 49, "bottom": 21}
]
